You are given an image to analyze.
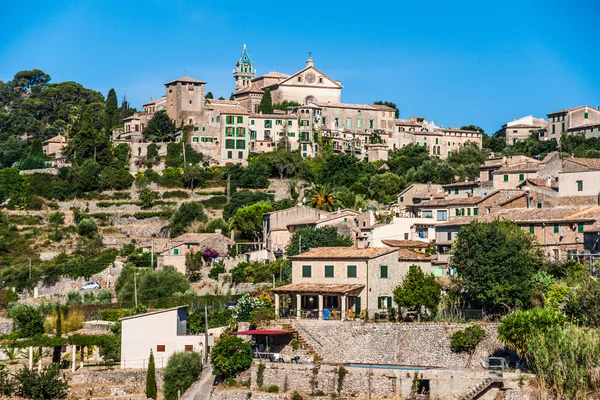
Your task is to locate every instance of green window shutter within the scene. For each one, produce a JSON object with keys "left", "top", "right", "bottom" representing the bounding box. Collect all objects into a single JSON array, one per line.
[
  {"left": 380, "top": 265, "right": 388, "bottom": 278},
  {"left": 454, "top": 188, "right": 458, "bottom": 195},
  {"left": 173, "top": 248, "right": 179, "bottom": 255},
  {"left": 227, "top": 151, "right": 232, "bottom": 158},
  {"left": 288, "top": 120, "right": 292, "bottom": 126},
  {"left": 473, "top": 208, "right": 478, "bottom": 216},
  {"left": 387, "top": 297, "right": 392, "bottom": 308},
  {"left": 302, "top": 265, "right": 311, "bottom": 277},
  {"left": 251, "top": 120, "right": 255, "bottom": 125},
  {"left": 347, "top": 265, "right": 357, "bottom": 278},
  {"left": 325, "top": 265, "right": 334, "bottom": 278},
  {"left": 238, "top": 151, "right": 243, "bottom": 159},
  {"left": 529, "top": 225, "right": 534, "bottom": 233},
  {"left": 578, "top": 181, "right": 583, "bottom": 191},
  {"left": 585, "top": 112, "right": 589, "bottom": 119},
  {"left": 578, "top": 223, "right": 584, "bottom": 233},
  {"left": 455, "top": 209, "right": 459, "bottom": 216},
  {"left": 467, "top": 208, "right": 471, "bottom": 216},
  {"left": 355, "top": 297, "right": 361, "bottom": 315},
  {"left": 377, "top": 297, "right": 382, "bottom": 309},
  {"left": 552, "top": 125, "right": 555, "bottom": 134},
  {"left": 554, "top": 224, "right": 559, "bottom": 233},
  {"left": 519, "top": 173, "right": 524, "bottom": 181},
  {"left": 503, "top": 174, "right": 508, "bottom": 182},
  {"left": 435, "top": 138, "right": 439, "bottom": 144}
]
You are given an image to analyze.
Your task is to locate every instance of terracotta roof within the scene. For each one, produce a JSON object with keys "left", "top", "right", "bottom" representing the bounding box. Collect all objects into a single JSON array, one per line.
[
  {"left": 394, "top": 119, "right": 422, "bottom": 127},
  {"left": 381, "top": 240, "right": 429, "bottom": 248},
  {"left": 43, "top": 135, "right": 66, "bottom": 144},
  {"left": 171, "top": 233, "right": 234, "bottom": 244},
  {"left": 397, "top": 249, "right": 432, "bottom": 261},
  {"left": 249, "top": 113, "right": 297, "bottom": 119},
  {"left": 256, "top": 71, "right": 290, "bottom": 79},
  {"left": 272, "top": 283, "right": 365, "bottom": 295},
  {"left": 234, "top": 85, "right": 264, "bottom": 95},
  {"left": 495, "top": 162, "right": 541, "bottom": 173},
  {"left": 563, "top": 158, "right": 600, "bottom": 171},
  {"left": 316, "top": 102, "right": 384, "bottom": 111},
  {"left": 370, "top": 104, "right": 396, "bottom": 111},
  {"left": 443, "top": 128, "right": 482, "bottom": 134},
  {"left": 419, "top": 197, "right": 483, "bottom": 207},
  {"left": 205, "top": 103, "right": 248, "bottom": 115},
  {"left": 291, "top": 247, "right": 397, "bottom": 260},
  {"left": 506, "top": 124, "right": 546, "bottom": 129},
  {"left": 120, "top": 305, "right": 187, "bottom": 321},
  {"left": 442, "top": 181, "right": 479, "bottom": 188},
  {"left": 569, "top": 121, "right": 600, "bottom": 130},
  {"left": 164, "top": 76, "right": 206, "bottom": 85},
  {"left": 440, "top": 206, "right": 600, "bottom": 226},
  {"left": 547, "top": 106, "right": 590, "bottom": 115}
]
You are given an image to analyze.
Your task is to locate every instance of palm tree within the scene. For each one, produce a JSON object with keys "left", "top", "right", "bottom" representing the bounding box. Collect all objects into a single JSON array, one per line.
[
  {"left": 309, "top": 184, "right": 337, "bottom": 211},
  {"left": 1, "top": 346, "right": 18, "bottom": 364}
]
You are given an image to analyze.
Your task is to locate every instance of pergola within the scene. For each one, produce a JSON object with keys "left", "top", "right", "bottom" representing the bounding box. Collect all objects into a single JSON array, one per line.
[{"left": 272, "top": 283, "right": 365, "bottom": 320}]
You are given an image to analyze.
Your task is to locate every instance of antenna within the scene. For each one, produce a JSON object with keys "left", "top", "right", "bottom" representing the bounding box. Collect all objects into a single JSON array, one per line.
[{"left": 308, "top": 52, "right": 313, "bottom": 58}]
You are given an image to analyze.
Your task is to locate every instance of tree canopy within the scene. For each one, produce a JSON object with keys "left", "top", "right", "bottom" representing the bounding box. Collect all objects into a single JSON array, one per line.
[
  {"left": 450, "top": 220, "right": 544, "bottom": 312},
  {"left": 286, "top": 226, "right": 353, "bottom": 257},
  {"left": 393, "top": 265, "right": 441, "bottom": 321},
  {"left": 143, "top": 110, "right": 176, "bottom": 142},
  {"left": 258, "top": 88, "right": 274, "bottom": 114}
]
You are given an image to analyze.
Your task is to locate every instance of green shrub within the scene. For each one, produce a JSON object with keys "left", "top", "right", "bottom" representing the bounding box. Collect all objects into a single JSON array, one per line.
[
  {"left": 291, "top": 391, "right": 303, "bottom": 400},
  {"left": 250, "top": 307, "right": 276, "bottom": 327},
  {"left": 201, "top": 196, "right": 227, "bottom": 210},
  {"left": 290, "top": 338, "right": 299, "bottom": 351},
  {"left": 66, "top": 291, "right": 83, "bottom": 306},
  {"left": 163, "top": 351, "right": 203, "bottom": 400},
  {"left": 99, "top": 309, "right": 128, "bottom": 322},
  {"left": 83, "top": 291, "right": 96, "bottom": 304},
  {"left": 77, "top": 219, "right": 98, "bottom": 238},
  {"left": 266, "top": 385, "right": 279, "bottom": 393},
  {"left": 210, "top": 332, "right": 252, "bottom": 379},
  {"left": 13, "top": 364, "right": 68, "bottom": 399},
  {"left": 162, "top": 190, "right": 190, "bottom": 199},
  {"left": 133, "top": 211, "right": 172, "bottom": 220},
  {"left": 256, "top": 362, "right": 265, "bottom": 387},
  {"left": 450, "top": 325, "right": 486, "bottom": 353},
  {"left": 96, "top": 290, "right": 113, "bottom": 304},
  {"left": 208, "top": 264, "right": 226, "bottom": 280},
  {"left": 0, "top": 288, "right": 19, "bottom": 309}
]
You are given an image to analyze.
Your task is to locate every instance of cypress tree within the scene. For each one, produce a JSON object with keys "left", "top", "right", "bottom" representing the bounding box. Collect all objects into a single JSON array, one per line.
[
  {"left": 205, "top": 91, "right": 214, "bottom": 99},
  {"left": 258, "top": 88, "right": 273, "bottom": 114},
  {"left": 229, "top": 93, "right": 235, "bottom": 101},
  {"left": 52, "top": 303, "right": 62, "bottom": 363},
  {"left": 146, "top": 350, "right": 158, "bottom": 400},
  {"left": 105, "top": 89, "right": 119, "bottom": 133}
]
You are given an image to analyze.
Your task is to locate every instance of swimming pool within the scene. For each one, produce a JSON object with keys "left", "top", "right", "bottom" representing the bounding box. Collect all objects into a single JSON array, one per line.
[{"left": 347, "top": 364, "right": 426, "bottom": 370}]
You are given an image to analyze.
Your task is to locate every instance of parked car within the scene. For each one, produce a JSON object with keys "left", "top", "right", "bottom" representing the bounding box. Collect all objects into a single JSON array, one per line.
[
  {"left": 225, "top": 301, "right": 237, "bottom": 310},
  {"left": 80, "top": 281, "right": 101, "bottom": 291}
]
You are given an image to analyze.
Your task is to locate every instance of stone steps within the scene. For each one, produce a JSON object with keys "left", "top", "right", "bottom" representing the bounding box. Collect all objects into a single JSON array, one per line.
[
  {"left": 280, "top": 321, "right": 323, "bottom": 363},
  {"left": 461, "top": 378, "right": 503, "bottom": 400}
]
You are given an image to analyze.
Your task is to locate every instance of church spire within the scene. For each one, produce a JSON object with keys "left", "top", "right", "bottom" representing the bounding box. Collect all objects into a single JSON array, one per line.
[{"left": 234, "top": 44, "right": 256, "bottom": 91}]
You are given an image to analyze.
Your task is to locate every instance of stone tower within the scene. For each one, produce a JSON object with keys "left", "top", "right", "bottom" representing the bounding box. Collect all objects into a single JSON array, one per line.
[
  {"left": 234, "top": 44, "right": 256, "bottom": 91},
  {"left": 164, "top": 76, "right": 206, "bottom": 127}
]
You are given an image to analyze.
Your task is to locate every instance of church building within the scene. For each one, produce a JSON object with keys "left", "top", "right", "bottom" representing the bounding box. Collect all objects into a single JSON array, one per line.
[{"left": 233, "top": 46, "right": 343, "bottom": 111}]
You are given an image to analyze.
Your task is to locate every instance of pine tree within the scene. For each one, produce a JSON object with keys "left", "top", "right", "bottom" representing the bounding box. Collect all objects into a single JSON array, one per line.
[
  {"left": 52, "top": 303, "right": 62, "bottom": 363},
  {"left": 258, "top": 88, "right": 273, "bottom": 114},
  {"left": 146, "top": 350, "right": 158, "bottom": 400},
  {"left": 229, "top": 93, "right": 234, "bottom": 101},
  {"left": 105, "top": 89, "right": 119, "bottom": 133},
  {"left": 205, "top": 91, "right": 214, "bottom": 99}
]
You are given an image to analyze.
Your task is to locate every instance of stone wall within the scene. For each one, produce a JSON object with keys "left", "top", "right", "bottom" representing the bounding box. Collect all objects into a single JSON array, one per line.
[
  {"left": 289, "top": 321, "right": 502, "bottom": 368},
  {"left": 247, "top": 362, "right": 490, "bottom": 399},
  {"left": 211, "top": 389, "right": 286, "bottom": 400},
  {"left": 70, "top": 368, "right": 164, "bottom": 398}
]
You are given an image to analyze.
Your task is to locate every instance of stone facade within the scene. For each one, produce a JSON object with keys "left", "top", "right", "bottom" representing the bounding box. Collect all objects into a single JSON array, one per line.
[
  {"left": 70, "top": 368, "right": 163, "bottom": 398},
  {"left": 500, "top": 115, "right": 547, "bottom": 145},
  {"left": 547, "top": 105, "right": 600, "bottom": 142}
]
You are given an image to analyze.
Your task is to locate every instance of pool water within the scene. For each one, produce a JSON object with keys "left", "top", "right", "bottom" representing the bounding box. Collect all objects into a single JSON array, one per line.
[{"left": 347, "top": 364, "right": 425, "bottom": 370}]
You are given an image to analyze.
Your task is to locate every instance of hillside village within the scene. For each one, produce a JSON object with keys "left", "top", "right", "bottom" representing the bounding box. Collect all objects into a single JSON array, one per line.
[{"left": 1, "top": 51, "right": 600, "bottom": 400}]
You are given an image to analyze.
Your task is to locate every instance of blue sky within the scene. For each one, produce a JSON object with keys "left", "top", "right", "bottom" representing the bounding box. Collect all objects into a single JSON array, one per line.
[{"left": 1, "top": 0, "right": 599, "bottom": 134}]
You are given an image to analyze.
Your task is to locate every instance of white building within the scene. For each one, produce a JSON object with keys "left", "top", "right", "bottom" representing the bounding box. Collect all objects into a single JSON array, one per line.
[{"left": 120, "top": 306, "right": 213, "bottom": 369}]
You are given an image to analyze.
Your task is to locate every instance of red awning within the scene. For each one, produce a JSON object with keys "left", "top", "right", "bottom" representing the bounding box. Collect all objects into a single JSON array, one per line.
[{"left": 234, "top": 330, "right": 289, "bottom": 335}]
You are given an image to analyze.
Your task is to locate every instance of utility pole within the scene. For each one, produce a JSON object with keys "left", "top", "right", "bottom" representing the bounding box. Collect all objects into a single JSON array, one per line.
[
  {"left": 134, "top": 272, "right": 138, "bottom": 307},
  {"left": 226, "top": 175, "right": 231, "bottom": 204},
  {"left": 151, "top": 239, "right": 154, "bottom": 270},
  {"left": 204, "top": 304, "right": 209, "bottom": 364},
  {"left": 298, "top": 235, "right": 302, "bottom": 255},
  {"left": 182, "top": 138, "right": 187, "bottom": 167}
]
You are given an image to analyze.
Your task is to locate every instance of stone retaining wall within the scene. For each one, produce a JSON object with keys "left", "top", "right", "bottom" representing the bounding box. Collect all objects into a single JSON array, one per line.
[
  {"left": 211, "top": 388, "right": 286, "bottom": 400},
  {"left": 290, "top": 321, "right": 501, "bottom": 368},
  {"left": 248, "top": 362, "right": 490, "bottom": 399},
  {"left": 70, "top": 368, "right": 164, "bottom": 397}
]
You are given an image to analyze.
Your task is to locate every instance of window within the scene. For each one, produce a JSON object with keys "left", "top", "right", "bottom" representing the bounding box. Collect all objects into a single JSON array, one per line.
[
  {"left": 157, "top": 345, "right": 165, "bottom": 352},
  {"left": 447, "top": 232, "right": 452, "bottom": 240},
  {"left": 377, "top": 297, "right": 392, "bottom": 309},
  {"left": 238, "top": 151, "right": 243, "bottom": 159},
  {"left": 173, "top": 248, "right": 179, "bottom": 255},
  {"left": 455, "top": 209, "right": 460, "bottom": 216},
  {"left": 347, "top": 265, "right": 357, "bottom": 277},
  {"left": 578, "top": 223, "right": 584, "bottom": 233},
  {"left": 454, "top": 188, "right": 459, "bottom": 195},
  {"left": 302, "top": 265, "right": 311, "bottom": 277},
  {"left": 380, "top": 265, "right": 388, "bottom": 278},
  {"left": 552, "top": 125, "right": 556, "bottom": 134},
  {"left": 577, "top": 180, "right": 583, "bottom": 192},
  {"left": 529, "top": 225, "right": 535, "bottom": 233},
  {"left": 251, "top": 119, "right": 255, "bottom": 125},
  {"left": 473, "top": 208, "right": 478, "bottom": 216},
  {"left": 236, "top": 140, "right": 245, "bottom": 149},
  {"left": 554, "top": 224, "right": 559, "bottom": 233},
  {"left": 437, "top": 210, "right": 447, "bottom": 221},
  {"left": 225, "top": 139, "right": 235, "bottom": 149},
  {"left": 537, "top": 202, "right": 542, "bottom": 209},
  {"left": 346, "top": 119, "right": 352, "bottom": 128},
  {"left": 585, "top": 112, "right": 589, "bottom": 119},
  {"left": 562, "top": 122, "right": 565, "bottom": 132},
  {"left": 519, "top": 173, "right": 524, "bottom": 181},
  {"left": 237, "top": 116, "right": 244, "bottom": 123},
  {"left": 226, "top": 116, "right": 235, "bottom": 124},
  {"left": 184, "top": 345, "right": 193, "bottom": 352},
  {"left": 467, "top": 208, "right": 471, "bottom": 216},
  {"left": 264, "top": 120, "right": 272, "bottom": 128},
  {"left": 422, "top": 210, "right": 433, "bottom": 218},
  {"left": 325, "top": 265, "right": 334, "bottom": 278},
  {"left": 276, "top": 119, "right": 282, "bottom": 125},
  {"left": 435, "top": 138, "right": 439, "bottom": 144},
  {"left": 192, "top": 136, "right": 199, "bottom": 143},
  {"left": 227, "top": 151, "right": 232, "bottom": 159},
  {"left": 503, "top": 174, "right": 508, "bottom": 182},
  {"left": 225, "top": 127, "right": 234, "bottom": 136}
]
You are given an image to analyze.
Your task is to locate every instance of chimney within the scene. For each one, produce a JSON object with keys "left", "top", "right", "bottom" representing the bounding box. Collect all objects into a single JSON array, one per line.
[
  {"left": 215, "top": 229, "right": 222, "bottom": 234},
  {"left": 546, "top": 177, "right": 551, "bottom": 187},
  {"left": 502, "top": 156, "right": 508, "bottom": 167}
]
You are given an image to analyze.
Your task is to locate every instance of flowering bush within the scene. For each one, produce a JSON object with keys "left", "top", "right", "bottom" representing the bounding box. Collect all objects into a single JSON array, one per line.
[
  {"left": 231, "top": 294, "right": 269, "bottom": 322},
  {"left": 203, "top": 249, "right": 219, "bottom": 259}
]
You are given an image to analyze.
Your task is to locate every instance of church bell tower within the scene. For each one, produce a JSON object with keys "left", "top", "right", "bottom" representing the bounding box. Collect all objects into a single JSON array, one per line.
[{"left": 234, "top": 44, "right": 256, "bottom": 91}]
